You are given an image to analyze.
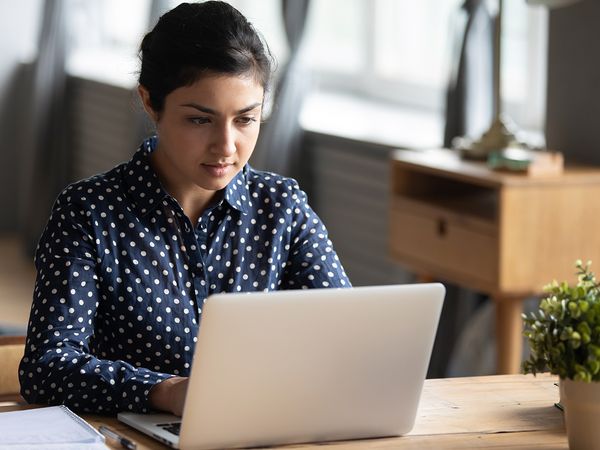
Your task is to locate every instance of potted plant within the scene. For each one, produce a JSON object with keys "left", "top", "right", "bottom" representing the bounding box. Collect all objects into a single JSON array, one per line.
[{"left": 523, "top": 260, "right": 600, "bottom": 450}]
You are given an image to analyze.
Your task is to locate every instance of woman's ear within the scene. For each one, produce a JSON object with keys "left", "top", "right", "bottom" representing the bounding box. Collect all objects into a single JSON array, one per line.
[{"left": 138, "top": 85, "right": 159, "bottom": 123}]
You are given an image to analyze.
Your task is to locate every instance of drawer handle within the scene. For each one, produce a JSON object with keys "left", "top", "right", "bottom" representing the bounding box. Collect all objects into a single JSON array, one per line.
[{"left": 437, "top": 218, "right": 447, "bottom": 237}]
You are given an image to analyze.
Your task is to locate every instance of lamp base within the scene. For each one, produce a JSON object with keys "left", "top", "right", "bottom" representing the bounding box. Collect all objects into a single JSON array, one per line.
[{"left": 454, "top": 114, "right": 520, "bottom": 160}]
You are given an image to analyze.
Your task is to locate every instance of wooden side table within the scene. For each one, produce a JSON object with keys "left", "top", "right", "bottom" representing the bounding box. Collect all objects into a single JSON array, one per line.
[{"left": 389, "top": 149, "right": 600, "bottom": 374}]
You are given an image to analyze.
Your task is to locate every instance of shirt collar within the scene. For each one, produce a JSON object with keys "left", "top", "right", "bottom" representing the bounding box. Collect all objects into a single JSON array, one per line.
[
  {"left": 223, "top": 167, "right": 251, "bottom": 215},
  {"left": 123, "top": 137, "right": 251, "bottom": 217},
  {"left": 123, "top": 137, "right": 167, "bottom": 217}
]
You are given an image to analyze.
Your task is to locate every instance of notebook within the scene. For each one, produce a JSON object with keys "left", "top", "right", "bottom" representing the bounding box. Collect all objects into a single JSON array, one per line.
[
  {"left": 119, "top": 283, "right": 445, "bottom": 450},
  {"left": 0, "top": 405, "right": 107, "bottom": 449}
]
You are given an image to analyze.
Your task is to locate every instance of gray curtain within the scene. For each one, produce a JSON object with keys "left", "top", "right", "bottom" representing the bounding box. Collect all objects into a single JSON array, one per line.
[
  {"left": 18, "top": 0, "right": 69, "bottom": 256},
  {"left": 251, "top": 0, "right": 311, "bottom": 178},
  {"left": 443, "top": 0, "right": 495, "bottom": 148}
]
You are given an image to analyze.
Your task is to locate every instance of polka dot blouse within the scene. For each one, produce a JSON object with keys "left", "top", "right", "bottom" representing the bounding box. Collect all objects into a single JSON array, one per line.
[{"left": 19, "top": 136, "right": 351, "bottom": 414}]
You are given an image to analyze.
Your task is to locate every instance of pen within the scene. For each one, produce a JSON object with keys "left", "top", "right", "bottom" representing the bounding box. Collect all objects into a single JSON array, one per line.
[{"left": 98, "top": 425, "right": 137, "bottom": 450}]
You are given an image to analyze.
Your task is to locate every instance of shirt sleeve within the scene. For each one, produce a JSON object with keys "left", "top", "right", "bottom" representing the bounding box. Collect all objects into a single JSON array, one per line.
[
  {"left": 281, "top": 185, "right": 352, "bottom": 289},
  {"left": 18, "top": 198, "right": 173, "bottom": 414}
]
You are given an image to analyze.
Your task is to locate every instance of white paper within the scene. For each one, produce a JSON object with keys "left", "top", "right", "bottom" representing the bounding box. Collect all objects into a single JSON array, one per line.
[
  {"left": 0, "top": 406, "right": 107, "bottom": 448},
  {"left": 0, "top": 445, "right": 107, "bottom": 450}
]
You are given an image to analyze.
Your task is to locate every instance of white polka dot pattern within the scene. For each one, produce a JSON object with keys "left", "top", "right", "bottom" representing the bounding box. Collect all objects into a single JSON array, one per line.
[{"left": 19, "top": 136, "right": 351, "bottom": 413}]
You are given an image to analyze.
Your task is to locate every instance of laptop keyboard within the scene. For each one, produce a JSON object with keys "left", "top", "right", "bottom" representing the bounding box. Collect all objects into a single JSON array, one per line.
[{"left": 157, "top": 422, "right": 181, "bottom": 436}]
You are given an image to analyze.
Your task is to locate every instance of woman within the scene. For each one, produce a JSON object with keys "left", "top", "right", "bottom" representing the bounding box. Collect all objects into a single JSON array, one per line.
[{"left": 19, "top": 1, "right": 350, "bottom": 416}]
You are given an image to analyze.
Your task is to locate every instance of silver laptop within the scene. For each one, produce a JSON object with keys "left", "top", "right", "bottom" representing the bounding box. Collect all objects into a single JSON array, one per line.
[{"left": 118, "top": 283, "right": 445, "bottom": 450}]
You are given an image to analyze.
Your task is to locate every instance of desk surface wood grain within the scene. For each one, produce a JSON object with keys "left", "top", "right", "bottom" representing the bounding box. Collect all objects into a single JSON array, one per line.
[{"left": 0, "top": 374, "right": 566, "bottom": 449}]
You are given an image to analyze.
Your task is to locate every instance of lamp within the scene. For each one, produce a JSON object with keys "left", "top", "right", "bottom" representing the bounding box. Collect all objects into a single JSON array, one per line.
[{"left": 457, "top": 0, "right": 581, "bottom": 160}]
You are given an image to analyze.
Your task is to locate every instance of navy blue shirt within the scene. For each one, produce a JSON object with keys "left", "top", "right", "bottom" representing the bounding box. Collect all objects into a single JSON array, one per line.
[{"left": 19, "top": 137, "right": 350, "bottom": 414}]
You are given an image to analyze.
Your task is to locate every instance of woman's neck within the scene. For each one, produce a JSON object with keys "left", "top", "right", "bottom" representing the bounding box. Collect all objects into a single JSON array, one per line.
[{"left": 150, "top": 149, "right": 217, "bottom": 225}]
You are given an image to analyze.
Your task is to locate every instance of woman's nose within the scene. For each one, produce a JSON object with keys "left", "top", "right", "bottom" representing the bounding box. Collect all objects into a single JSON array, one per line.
[{"left": 212, "top": 124, "right": 236, "bottom": 156}]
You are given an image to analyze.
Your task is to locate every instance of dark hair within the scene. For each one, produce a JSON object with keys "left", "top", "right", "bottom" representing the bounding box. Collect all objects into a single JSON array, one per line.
[{"left": 139, "top": 1, "right": 273, "bottom": 112}]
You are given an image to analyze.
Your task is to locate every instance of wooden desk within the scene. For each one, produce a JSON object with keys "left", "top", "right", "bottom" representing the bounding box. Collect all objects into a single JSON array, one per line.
[
  {"left": 389, "top": 148, "right": 600, "bottom": 373},
  {"left": 1, "top": 374, "right": 566, "bottom": 449}
]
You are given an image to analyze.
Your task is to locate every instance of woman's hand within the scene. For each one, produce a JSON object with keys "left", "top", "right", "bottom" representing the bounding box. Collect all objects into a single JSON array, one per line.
[{"left": 148, "top": 376, "right": 189, "bottom": 416}]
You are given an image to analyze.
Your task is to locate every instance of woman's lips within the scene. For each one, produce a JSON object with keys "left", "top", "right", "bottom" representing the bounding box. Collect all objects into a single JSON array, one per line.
[{"left": 201, "top": 163, "right": 232, "bottom": 177}]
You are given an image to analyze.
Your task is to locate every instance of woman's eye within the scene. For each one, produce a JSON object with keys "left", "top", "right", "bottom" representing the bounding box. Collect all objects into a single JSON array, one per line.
[
  {"left": 237, "top": 116, "right": 257, "bottom": 126},
  {"left": 189, "top": 117, "right": 210, "bottom": 125}
]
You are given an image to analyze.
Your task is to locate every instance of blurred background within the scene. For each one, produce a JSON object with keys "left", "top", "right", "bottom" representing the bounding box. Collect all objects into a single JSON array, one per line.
[{"left": 1, "top": 0, "right": 599, "bottom": 376}]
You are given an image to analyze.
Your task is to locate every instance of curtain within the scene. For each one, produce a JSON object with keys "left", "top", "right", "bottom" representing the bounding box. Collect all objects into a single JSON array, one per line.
[
  {"left": 18, "top": 0, "right": 69, "bottom": 256},
  {"left": 443, "top": 0, "right": 496, "bottom": 148},
  {"left": 250, "top": 0, "right": 311, "bottom": 178}
]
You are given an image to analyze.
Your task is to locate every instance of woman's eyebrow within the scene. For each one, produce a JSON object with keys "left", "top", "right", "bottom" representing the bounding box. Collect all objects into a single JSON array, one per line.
[
  {"left": 180, "top": 102, "right": 262, "bottom": 115},
  {"left": 236, "top": 102, "right": 262, "bottom": 114},
  {"left": 181, "top": 103, "right": 215, "bottom": 114}
]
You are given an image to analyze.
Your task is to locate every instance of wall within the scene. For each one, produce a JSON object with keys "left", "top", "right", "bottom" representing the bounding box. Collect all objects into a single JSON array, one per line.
[
  {"left": 546, "top": 0, "right": 600, "bottom": 164},
  {"left": 305, "top": 132, "right": 412, "bottom": 287},
  {"left": 0, "top": 0, "right": 42, "bottom": 231},
  {"left": 69, "top": 77, "right": 148, "bottom": 181}
]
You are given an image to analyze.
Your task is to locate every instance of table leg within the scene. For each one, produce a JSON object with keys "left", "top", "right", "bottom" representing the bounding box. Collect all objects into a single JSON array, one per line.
[{"left": 493, "top": 296, "right": 524, "bottom": 374}]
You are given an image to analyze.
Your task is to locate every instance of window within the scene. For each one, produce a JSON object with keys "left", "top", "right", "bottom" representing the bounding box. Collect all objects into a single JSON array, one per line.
[
  {"left": 374, "top": 0, "right": 460, "bottom": 89},
  {"left": 501, "top": 0, "right": 548, "bottom": 131},
  {"left": 66, "top": 0, "right": 151, "bottom": 87},
  {"left": 222, "top": 0, "right": 289, "bottom": 66},
  {"left": 303, "top": 0, "right": 548, "bottom": 131},
  {"left": 65, "top": 0, "right": 548, "bottom": 130}
]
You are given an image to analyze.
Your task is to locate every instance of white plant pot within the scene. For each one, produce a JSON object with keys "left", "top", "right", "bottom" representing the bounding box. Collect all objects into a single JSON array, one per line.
[{"left": 563, "top": 378, "right": 600, "bottom": 450}]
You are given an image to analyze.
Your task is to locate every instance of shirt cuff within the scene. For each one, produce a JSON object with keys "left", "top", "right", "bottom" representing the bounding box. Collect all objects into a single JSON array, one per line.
[{"left": 123, "top": 368, "right": 175, "bottom": 413}]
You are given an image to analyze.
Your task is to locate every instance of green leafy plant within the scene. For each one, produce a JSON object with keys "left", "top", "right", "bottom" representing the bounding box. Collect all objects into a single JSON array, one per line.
[{"left": 523, "top": 260, "right": 600, "bottom": 382}]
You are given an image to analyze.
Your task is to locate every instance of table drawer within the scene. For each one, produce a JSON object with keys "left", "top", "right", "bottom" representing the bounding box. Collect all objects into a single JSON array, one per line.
[{"left": 390, "top": 197, "right": 498, "bottom": 285}]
